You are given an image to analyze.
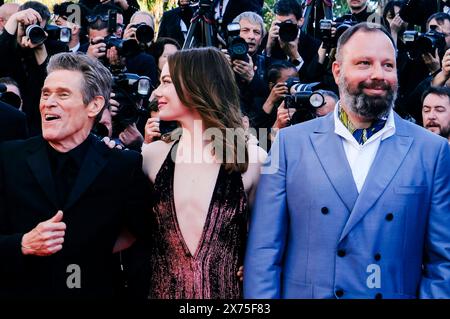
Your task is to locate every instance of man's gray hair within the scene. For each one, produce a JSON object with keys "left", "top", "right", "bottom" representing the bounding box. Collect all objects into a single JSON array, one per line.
[
  {"left": 47, "top": 52, "right": 112, "bottom": 109},
  {"left": 130, "top": 11, "right": 155, "bottom": 29},
  {"left": 232, "top": 11, "right": 266, "bottom": 38}
]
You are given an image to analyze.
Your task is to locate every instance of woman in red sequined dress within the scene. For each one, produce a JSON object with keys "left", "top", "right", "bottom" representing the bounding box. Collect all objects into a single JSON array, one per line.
[{"left": 141, "top": 48, "right": 266, "bottom": 299}]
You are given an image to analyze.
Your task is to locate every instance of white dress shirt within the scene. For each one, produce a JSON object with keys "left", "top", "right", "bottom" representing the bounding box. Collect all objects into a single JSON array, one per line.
[{"left": 333, "top": 104, "right": 396, "bottom": 192}]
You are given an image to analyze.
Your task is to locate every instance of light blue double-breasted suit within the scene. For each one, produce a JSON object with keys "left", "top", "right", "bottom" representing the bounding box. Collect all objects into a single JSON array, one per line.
[{"left": 244, "top": 112, "right": 450, "bottom": 299}]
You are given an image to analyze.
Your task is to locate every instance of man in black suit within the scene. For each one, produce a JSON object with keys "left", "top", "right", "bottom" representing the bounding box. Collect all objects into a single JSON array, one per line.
[
  {"left": 158, "top": 0, "right": 263, "bottom": 47},
  {"left": 214, "top": 0, "right": 263, "bottom": 37},
  {"left": 265, "top": 0, "right": 321, "bottom": 82},
  {"left": 158, "top": 0, "right": 194, "bottom": 47},
  {"left": 0, "top": 100, "right": 28, "bottom": 141},
  {"left": 0, "top": 52, "right": 151, "bottom": 299}
]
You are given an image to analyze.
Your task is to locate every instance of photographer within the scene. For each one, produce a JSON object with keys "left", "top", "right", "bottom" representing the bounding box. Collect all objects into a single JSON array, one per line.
[
  {"left": 253, "top": 61, "right": 297, "bottom": 143},
  {"left": 223, "top": 12, "right": 270, "bottom": 128},
  {"left": 80, "top": 0, "right": 139, "bottom": 25},
  {"left": 84, "top": 14, "right": 158, "bottom": 84},
  {"left": 53, "top": 1, "right": 90, "bottom": 52},
  {"left": 400, "top": 13, "right": 450, "bottom": 123},
  {"left": 0, "top": 1, "right": 68, "bottom": 135},
  {"left": 335, "top": 0, "right": 375, "bottom": 24},
  {"left": 122, "top": 11, "right": 154, "bottom": 45},
  {"left": 265, "top": 0, "right": 321, "bottom": 82},
  {"left": 158, "top": 0, "right": 194, "bottom": 48}
]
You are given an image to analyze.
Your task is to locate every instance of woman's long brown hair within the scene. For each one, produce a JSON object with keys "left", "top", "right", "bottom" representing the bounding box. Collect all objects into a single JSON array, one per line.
[{"left": 167, "top": 47, "right": 249, "bottom": 173}]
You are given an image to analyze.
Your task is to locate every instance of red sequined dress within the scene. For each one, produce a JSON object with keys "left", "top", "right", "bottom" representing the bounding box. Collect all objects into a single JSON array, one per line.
[{"left": 148, "top": 141, "right": 248, "bottom": 299}]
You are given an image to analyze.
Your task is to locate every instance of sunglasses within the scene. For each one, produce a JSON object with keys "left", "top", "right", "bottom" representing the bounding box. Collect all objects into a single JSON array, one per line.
[{"left": 86, "top": 14, "right": 109, "bottom": 23}]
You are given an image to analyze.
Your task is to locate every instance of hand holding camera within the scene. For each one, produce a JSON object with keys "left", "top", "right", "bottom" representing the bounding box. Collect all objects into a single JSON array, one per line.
[
  {"left": 274, "top": 101, "right": 296, "bottom": 129},
  {"left": 87, "top": 36, "right": 107, "bottom": 59},
  {"left": 8, "top": 8, "right": 42, "bottom": 36},
  {"left": 232, "top": 55, "right": 254, "bottom": 83},
  {"left": 422, "top": 48, "right": 441, "bottom": 74}
]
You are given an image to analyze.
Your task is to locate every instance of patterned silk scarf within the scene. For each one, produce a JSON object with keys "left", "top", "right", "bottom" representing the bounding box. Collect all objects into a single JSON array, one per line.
[{"left": 339, "top": 105, "right": 387, "bottom": 145}]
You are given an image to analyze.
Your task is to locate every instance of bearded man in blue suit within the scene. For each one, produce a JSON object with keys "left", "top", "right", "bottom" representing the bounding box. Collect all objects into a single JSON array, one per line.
[{"left": 244, "top": 22, "right": 450, "bottom": 299}]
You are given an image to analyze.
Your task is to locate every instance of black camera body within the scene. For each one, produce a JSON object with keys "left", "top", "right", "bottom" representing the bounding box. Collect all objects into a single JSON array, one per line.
[
  {"left": 226, "top": 22, "right": 249, "bottom": 62},
  {"left": 0, "top": 83, "right": 21, "bottom": 109},
  {"left": 102, "top": 35, "right": 140, "bottom": 58},
  {"left": 25, "top": 24, "right": 72, "bottom": 45},
  {"left": 284, "top": 82, "right": 325, "bottom": 124},
  {"left": 319, "top": 15, "right": 357, "bottom": 49},
  {"left": 111, "top": 73, "right": 152, "bottom": 131},
  {"left": 403, "top": 28, "right": 446, "bottom": 60},
  {"left": 277, "top": 21, "right": 299, "bottom": 43},
  {"left": 131, "top": 23, "right": 154, "bottom": 44}
]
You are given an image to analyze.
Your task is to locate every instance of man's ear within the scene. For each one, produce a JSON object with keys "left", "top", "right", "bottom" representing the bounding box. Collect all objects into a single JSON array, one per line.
[
  {"left": 87, "top": 96, "right": 105, "bottom": 118},
  {"left": 298, "top": 17, "right": 304, "bottom": 27},
  {"left": 331, "top": 61, "right": 341, "bottom": 86}
]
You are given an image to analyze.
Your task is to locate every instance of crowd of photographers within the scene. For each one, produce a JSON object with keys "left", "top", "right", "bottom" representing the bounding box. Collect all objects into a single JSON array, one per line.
[
  {"left": 0, "top": 0, "right": 448, "bottom": 151},
  {"left": 0, "top": 0, "right": 448, "bottom": 152}
]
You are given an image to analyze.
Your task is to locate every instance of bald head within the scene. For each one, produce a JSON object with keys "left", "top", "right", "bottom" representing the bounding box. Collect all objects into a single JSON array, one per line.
[
  {"left": 335, "top": 23, "right": 396, "bottom": 62},
  {"left": 0, "top": 3, "right": 19, "bottom": 31}
]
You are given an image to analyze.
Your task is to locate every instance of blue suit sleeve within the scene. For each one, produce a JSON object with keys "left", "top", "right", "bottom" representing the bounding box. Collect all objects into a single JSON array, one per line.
[
  {"left": 244, "top": 130, "right": 289, "bottom": 298},
  {"left": 420, "top": 142, "right": 450, "bottom": 298}
]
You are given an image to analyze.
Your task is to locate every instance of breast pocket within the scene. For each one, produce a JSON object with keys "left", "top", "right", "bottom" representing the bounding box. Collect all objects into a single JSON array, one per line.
[{"left": 394, "top": 186, "right": 428, "bottom": 195}]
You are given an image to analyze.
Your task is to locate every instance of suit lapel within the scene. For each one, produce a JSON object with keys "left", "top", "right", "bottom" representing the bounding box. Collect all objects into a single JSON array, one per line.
[
  {"left": 310, "top": 115, "right": 359, "bottom": 213},
  {"left": 26, "top": 138, "right": 59, "bottom": 209},
  {"left": 339, "top": 115, "right": 413, "bottom": 241},
  {"left": 64, "top": 138, "right": 109, "bottom": 210}
]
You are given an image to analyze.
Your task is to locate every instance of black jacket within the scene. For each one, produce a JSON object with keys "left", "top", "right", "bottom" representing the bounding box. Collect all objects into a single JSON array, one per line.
[
  {"left": 0, "top": 135, "right": 152, "bottom": 299},
  {"left": 0, "top": 101, "right": 28, "bottom": 142}
]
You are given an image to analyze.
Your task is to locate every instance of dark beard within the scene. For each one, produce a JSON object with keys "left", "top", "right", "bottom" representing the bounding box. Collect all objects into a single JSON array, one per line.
[
  {"left": 340, "top": 77, "right": 397, "bottom": 120},
  {"left": 439, "top": 124, "right": 450, "bottom": 139}
]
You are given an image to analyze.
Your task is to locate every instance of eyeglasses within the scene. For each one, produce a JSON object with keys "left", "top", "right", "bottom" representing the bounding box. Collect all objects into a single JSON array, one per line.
[{"left": 86, "top": 14, "right": 109, "bottom": 23}]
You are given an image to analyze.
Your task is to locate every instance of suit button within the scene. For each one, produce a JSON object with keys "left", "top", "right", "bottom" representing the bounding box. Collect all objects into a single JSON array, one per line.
[
  {"left": 385, "top": 213, "right": 394, "bottom": 221},
  {"left": 375, "top": 293, "right": 383, "bottom": 299},
  {"left": 321, "top": 207, "right": 329, "bottom": 215},
  {"left": 374, "top": 253, "right": 381, "bottom": 261},
  {"left": 337, "top": 249, "right": 346, "bottom": 257},
  {"left": 335, "top": 289, "right": 344, "bottom": 298}
]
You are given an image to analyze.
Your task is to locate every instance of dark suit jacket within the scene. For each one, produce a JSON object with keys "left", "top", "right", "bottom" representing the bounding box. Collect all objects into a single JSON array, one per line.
[
  {"left": 0, "top": 101, "right": 28, "bottom": 142},
  {"left": 0, "top": 135, "right": 152, "bottom": 299},
  {"left": 218, "top": 0, "right": 263, "bottom": 33},
  {"left": 158, "top": 6, "right": 192, "bottom": 47}
]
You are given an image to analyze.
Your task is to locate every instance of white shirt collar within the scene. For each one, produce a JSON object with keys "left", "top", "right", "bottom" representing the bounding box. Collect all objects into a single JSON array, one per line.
[
  {"left": 70, "top": 42, "right": 80, "bottom": 53},
  {"left": 333, "top": 101, "right": 396, "bottom": 148}
]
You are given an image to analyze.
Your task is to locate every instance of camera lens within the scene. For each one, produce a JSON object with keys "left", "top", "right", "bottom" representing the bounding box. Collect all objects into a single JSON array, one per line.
[
  {"left": 278, "top": 22, "right": 298, "bottom": 42},
  {"left": 309, "top": 92, "right": 325, "bottom": 108},
  {"left": 135, "top": 24, "right": 154, "bottom": 44},
  {"left": 137, "top": 76, "right": 151, "bottom": 96},
  {"left": 59, "top": 27, "right": 71, "bottom": 43},
  {"left": 26, "top": 25, "right": 47, "bottom": 45}
]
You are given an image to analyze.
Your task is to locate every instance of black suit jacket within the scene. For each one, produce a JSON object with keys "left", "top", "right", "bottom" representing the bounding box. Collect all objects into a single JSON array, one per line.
[
  {"left": 0, "top": 135, "right": 152, "bottom": 299},
  {"left": 0, "top": 101, "right": 28, "bottom": 142},
  {"left": 158, "top": 7, "right": 191, "bottom": 47},
  {"left": 218, "top": 0, "right": 263, "bottom": 32}
]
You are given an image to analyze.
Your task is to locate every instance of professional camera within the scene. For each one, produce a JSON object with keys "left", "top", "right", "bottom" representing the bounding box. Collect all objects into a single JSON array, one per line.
[
  {"left": 111, "top": 73, "right": 152, "bottom": 130},
  {"left": 320, "top": 15, "right": 357, "bottom": 49},
  {"left": 130, "top": 23, "right": 155, "bottom": 44},
  {"left": 25, "top": 24, "right": 72, "bottom": 45},
  {"left": 403, "top": 28, "right": 446, "bottom": 60},
  {"left": 399, "top": 0, "right": 439, "bottom": 27},
  {"left": 284, "top": 82, "right": 325, "bottom": 124},
  {"left": 102, "top": 35, "right": 140, "bottom": 57},
  {"left": 0, "top": 84, "right": 21, "bottom": 109},
  {"left": 277, "top": 21, "right": 299, "bottom": 42},
  {"left": 226, "top": 23, "right": 249, "bottom": 62}
]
